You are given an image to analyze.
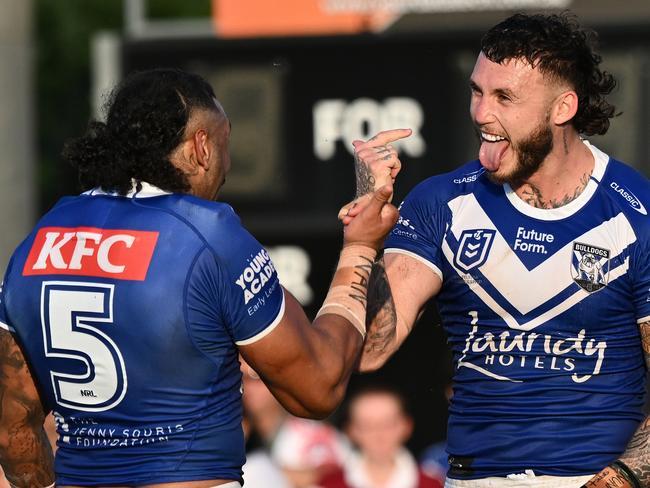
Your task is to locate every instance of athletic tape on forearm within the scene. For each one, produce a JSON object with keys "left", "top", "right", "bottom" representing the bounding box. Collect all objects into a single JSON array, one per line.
[{"left": 316, "top": 245, "right": 377, "bottom": 337}]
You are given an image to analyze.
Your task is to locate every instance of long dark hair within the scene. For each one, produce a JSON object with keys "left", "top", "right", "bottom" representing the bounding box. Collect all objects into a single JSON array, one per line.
[
  {"left": 481, "top": 13, "right": 617, "bottom": 136},
  {"left": 63, "top": 68, "right": 217, "bottom": 195}
]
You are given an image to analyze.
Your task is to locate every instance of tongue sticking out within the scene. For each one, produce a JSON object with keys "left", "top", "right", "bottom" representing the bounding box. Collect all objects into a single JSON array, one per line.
[{"left": 479, "top": 140, "right": 509, "bottom": 172}]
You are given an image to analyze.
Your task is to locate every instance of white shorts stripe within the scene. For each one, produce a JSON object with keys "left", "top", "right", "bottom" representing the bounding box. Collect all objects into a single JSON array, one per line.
[{"left": 445, "top": 474, "right": 594, "bottom": 488}]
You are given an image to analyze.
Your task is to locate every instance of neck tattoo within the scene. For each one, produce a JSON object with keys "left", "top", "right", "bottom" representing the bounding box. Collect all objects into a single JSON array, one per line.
[{"left": 520, "top": 171, "right": 592, "bottom": 209}]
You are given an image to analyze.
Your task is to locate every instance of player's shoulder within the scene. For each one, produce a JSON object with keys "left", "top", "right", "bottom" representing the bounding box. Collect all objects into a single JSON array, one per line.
[
  {"left": 167, "top": 194, "right": 241, "bottom": 227},
  {"left": 600, "top": 156, "right": 650, "bottom": 223},
  {"left": 164, "top": 194, "right": 251, "bottom": 245},
  {"left": 403, "top": 160, "right": 485, "bottom": 207}
]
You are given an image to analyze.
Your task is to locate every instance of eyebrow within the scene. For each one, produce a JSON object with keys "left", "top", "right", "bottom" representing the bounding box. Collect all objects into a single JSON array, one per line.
[
  {"left": 470, "top": 80, "right": 518, "bottom": 100},
  {"left": 469, "top": 80, "right": 481, "bottom": 93},
  {"left": 494, "top": 87, "right": 517, "bottom": 100}
]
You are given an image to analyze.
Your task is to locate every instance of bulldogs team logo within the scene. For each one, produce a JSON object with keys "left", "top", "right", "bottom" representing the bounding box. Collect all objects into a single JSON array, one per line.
[
  {"left": 571, "top": 242, "right": 610, "bottom": 292},
  {"left": 454, "top": 229, "right": 496, "bottom": 272}
]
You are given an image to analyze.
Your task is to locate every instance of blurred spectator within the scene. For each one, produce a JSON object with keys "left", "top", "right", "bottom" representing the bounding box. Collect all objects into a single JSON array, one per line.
[
  {"left": 318, "top": 385, "right": 442, "bottom": 488},
  {"left": 241, "top": 358, "right": 347, "bottom": 488},
  {"left": 241, "top": 358, "right": 292, "bottom": 487},
  {"left": 419, "top": 440, "right": 448, "bottom": 485},
  {"left": 243, "top": 448, "right": 292, "bottom": 488},
  {"left": 272, "top": 416, "right": 348, "bottom": 488}
]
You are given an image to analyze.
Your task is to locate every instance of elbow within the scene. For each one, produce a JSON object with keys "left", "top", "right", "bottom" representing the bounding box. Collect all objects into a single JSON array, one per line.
[
  {"left": 358, "top": 353, "right": 390, "bottom": 373},
  {"left": 289, "top": 387, "right": 345, "bottom": 420},
  {"left": 283, "top": 377, "right": 348, "bottom": 420}
]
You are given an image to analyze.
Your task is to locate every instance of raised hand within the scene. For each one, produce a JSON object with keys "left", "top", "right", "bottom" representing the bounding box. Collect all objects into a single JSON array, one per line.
[
  {"left": 343, "top": 185, "right": 398, "bottom": 251},
  {"left": 353, "top": 128, "right": 412, "bottom": 197},
  {"left": 338, "top": 129, "right": 411, "bottom": 221}
]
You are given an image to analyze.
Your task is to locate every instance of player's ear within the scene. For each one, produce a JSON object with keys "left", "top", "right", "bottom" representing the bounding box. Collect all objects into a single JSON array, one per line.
[
  {"left": 193, "top": 128, "right": 211, "bottom": 170},
  {"left": 552, "top": 90, "right": 578, "bottom": 126}
]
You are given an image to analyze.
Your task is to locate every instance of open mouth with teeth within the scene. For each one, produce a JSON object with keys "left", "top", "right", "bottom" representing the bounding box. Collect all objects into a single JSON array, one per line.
[{"left": 479, "top": 131, "right": 510, "bottom": 172}]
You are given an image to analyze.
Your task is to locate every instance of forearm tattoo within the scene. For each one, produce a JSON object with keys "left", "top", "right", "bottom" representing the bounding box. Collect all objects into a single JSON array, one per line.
[
  {"left": 619, "top": 321, "right": 650, "bottom": 484},
  {"left": 350, "top": 256, "right": 374, "bottom": 305},
  {"left": 364, "top": 256, "right": 397, "bottom": 356},
  {"left": 0, "top": 330, "right": 54, "bottom": 486},
  {"left": 355, "top": 154, "right": 376, "bottom": 198}
]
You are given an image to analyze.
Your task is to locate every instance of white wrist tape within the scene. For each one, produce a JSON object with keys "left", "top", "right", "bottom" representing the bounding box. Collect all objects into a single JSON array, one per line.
[{"left": 316, "top": 245, "right": 377, "bottom": 337}]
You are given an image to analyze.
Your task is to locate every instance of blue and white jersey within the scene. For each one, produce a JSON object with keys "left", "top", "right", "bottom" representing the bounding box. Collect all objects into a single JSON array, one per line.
[
  {"left": 0, "top": 183, "right": 285, "bottom": 485},
  {"left": 384, "top": 142, "right": 650, "bottom": 479}
]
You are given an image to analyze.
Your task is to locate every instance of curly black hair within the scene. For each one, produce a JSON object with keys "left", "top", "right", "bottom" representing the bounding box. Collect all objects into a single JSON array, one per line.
[
  {"left": 63, "top": 68, "right": 218, "bottom": 195},
  {"left": 481, "top": 12, "right": 617, "bottom": 136}
]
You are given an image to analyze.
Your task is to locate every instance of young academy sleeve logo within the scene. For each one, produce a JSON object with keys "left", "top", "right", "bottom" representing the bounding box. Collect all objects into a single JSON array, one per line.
[
  {"left": 571, "top": 242, "right": 610, "bottom": 293},
  {"left": 454, "top": 229, "right": 496, "bottom": 272}
]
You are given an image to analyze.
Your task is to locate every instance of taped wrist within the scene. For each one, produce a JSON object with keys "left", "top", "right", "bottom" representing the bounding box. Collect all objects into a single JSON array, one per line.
[{"left": 316, "top": 245, "right": 377, "bottom": 337}]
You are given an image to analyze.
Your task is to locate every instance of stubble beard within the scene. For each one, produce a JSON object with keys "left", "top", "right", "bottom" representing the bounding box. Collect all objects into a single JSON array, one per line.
[{"left": 486, "top": 117, "right": 554, "bottom": 186}]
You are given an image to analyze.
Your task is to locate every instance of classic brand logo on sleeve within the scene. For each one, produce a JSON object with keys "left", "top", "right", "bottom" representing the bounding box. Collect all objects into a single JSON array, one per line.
[
  {"left": 23, "top": 227, "right": 158, "bottom": 280},
  {"left": 610, "top": 181, "right": 648, "bottom": 215}
]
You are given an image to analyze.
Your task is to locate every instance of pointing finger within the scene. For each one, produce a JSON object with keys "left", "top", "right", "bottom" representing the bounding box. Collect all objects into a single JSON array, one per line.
[{"left": 367, "top": 128, "right": 412, "bottom": 147}]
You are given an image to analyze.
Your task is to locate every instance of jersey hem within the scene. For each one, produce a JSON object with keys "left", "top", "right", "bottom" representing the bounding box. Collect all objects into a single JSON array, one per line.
[
  {"left": 0, "top": 320, "right": 14, "bottom": 332},
  {"left": 637, "top": 315, "right": 650, "bottom": 324},
  {"left": 235, "top": 289, "right": 286, "bottom": 345},
  {"left": 384, "top": 248, "right": 443, "bottom": 282},
  {"left": 56, "top": 473, "right": 241, "bottom": 486}
]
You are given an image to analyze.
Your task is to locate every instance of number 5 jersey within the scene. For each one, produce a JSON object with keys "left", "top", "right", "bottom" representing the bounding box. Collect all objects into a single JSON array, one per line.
[{"left": 0, "top": 183, "right": 285, "bottom": 485}]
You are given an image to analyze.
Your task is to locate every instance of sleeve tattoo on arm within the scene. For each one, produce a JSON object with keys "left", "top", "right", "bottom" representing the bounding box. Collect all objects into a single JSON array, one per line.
[
  {"left": 619, "top": 320, "right": 650, "bottom": 485},
  {"left": 0, "top": 330, "right": 54, "bottom": 487},
  {"left": 364, "top": 256, "right": 397, "bottom": 357}
]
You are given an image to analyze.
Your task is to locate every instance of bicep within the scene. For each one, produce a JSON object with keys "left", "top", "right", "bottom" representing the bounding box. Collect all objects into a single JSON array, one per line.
[
  {"left": 0, "top": 330, "right": 47, "bottom": 432},
  {"left": 0, "top": 329, "right": 45, "bottom": 420},
  {"left": 384, "top": 252, "right": 442, "bottom": 335},
  {"left": 238, "top": 288, "right": 313, "bottom": 382},
  {"left": 0, "top": 330, "right": 54, "bottom": 488},
  {"left": 239, "top": 287, "right": 359, "bottom": 417}
]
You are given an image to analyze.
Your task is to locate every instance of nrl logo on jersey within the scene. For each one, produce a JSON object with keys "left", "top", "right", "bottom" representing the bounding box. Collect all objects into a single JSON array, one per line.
[
  {"left": 571, "top": 242, "right": 610, "bottom": 293},
  {"left": 454, "top": 229, "right": 496, "bottom": 272}
]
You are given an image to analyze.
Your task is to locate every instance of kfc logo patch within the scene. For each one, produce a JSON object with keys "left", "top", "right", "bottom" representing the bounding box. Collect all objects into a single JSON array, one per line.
[{"left": 23, "top": 227, "right": 158, "bottom": 280}]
